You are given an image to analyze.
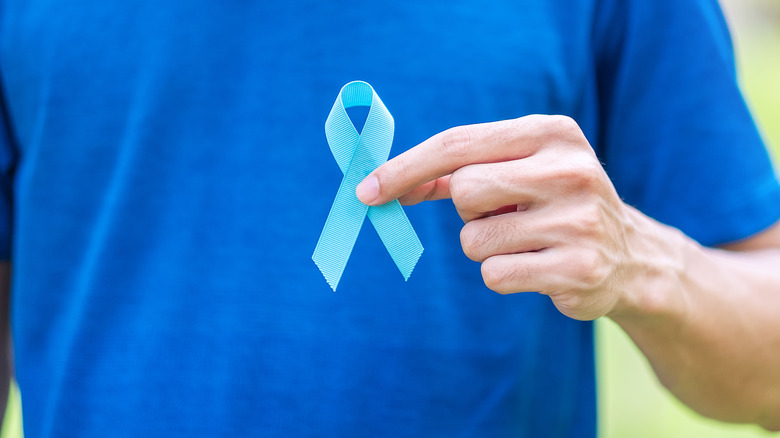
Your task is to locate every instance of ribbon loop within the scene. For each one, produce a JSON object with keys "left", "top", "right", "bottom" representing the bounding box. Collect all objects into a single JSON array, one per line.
[{"left": 313, "top": 81, "right": 423, "bottom": 291}]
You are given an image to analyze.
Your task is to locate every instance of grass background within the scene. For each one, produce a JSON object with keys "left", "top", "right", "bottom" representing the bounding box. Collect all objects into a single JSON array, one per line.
[{"left": 1, "top": 1, "right": 778, "bottom": 436}]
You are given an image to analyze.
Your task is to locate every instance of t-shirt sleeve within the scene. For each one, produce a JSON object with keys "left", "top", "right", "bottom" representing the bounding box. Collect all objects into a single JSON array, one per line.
[
  {"left": 593, "top": 0, "right": 780, "bottom": 247},
  {"left": 0, "top": 96, "right": 14, "bottom": 260}
]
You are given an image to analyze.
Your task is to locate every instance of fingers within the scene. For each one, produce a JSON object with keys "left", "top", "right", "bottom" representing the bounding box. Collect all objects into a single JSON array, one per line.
[
  {"left": 395, "top": 156, "right": 548, "bottom": 217},
  {"left": 450, "top": 150, "right": 606, "bottom": 221},
  {"left": 481, "top": 248, "right": 605, "bottom": 295},
  {"left": 482, "top": 248, "right": 615, "bottom": 321},
  {"left": 460, "top": 208, "right": 554, "bottom": 263},
  {"left": 448, "top": 158, "right": 544, "bottom": 221},
  {"left": 356, "top": 115, "right": 585, "bottom": 206},
  {"left": 397, "top": 175, "right": 451, "bottom": 206},
  {"left": 480, "top": 251, "right": 560, "bottom": 295}
]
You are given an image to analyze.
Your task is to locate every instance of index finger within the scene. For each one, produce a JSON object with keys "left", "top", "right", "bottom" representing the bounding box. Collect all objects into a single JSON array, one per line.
[{"left": 355, "top": 114, "right": 574, "bottom": 206}]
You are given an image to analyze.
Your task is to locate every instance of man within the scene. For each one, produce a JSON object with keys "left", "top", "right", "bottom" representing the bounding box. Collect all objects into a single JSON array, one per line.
[{"left": 0, "top": 0, "right": 778, "bottom": 436}]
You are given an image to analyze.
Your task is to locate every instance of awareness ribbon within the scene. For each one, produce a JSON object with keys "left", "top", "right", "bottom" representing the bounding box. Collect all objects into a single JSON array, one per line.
[{"left": 313, "top": 81, "right": 423, "bottom": 291}]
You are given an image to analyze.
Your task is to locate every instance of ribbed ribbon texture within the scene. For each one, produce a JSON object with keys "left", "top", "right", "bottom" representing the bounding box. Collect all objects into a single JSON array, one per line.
[{"left": 313, "top": 81, "right": 423, "bottom": 291}]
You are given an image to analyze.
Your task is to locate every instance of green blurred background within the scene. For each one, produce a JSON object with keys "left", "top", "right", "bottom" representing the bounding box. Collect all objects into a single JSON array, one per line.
[
  {"left": 1, "top": 0, "right": 778, "bottom": 436},
  {"left": 599, "top": 0, "right": 780, "bottom": 436}
]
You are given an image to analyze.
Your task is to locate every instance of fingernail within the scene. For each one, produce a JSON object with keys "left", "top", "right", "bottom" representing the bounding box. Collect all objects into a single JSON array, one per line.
[{"left": 356, "top": 174, "right": 379, "bottom": 205}]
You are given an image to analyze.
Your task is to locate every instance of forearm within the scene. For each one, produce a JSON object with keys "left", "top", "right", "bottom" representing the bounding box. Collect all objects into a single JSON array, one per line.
[
  {"left": 358, "top": 114, "right": 780, "bottom": 428},
  {"left": 609, "top": 210, "right": 780, "bottom": 430}
]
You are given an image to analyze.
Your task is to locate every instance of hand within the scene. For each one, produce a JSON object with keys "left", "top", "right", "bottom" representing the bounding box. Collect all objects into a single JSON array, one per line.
[{"left": 356, "top": 115, "right": 645, "bottom": 321}]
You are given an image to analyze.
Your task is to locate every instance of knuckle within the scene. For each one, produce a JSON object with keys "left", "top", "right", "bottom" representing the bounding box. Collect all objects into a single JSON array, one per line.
[
  {"left": 448, "top": 168, "right": 478, "bottom": 207},
  {"left": 581, "top": 161, "right": 605, "bottom": 187},
  {"left": 573, "top": 204, "right": 604, "bottom": 239},
  {"left": 438, "top": 126, "right": 473, "bottom": 159},
  {"left": 557, "top": 160, "right": 603, "bottom": 194},
  {"left": 569, "top": 251, "right": 608, "bottom": 289},
  {"left": 539, "top": 115, "right": 580, "bottom": 140},
  {"left": 448, "top": 169, "right": 466, "bottom": 200},
  {"left": 554, "top": 115, "right": 581, "bottom": 134}
]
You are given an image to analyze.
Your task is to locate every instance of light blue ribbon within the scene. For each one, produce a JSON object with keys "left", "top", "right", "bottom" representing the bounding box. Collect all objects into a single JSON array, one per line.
[{"left": 313, "top": 81, "right": 423, "bottom": 291}]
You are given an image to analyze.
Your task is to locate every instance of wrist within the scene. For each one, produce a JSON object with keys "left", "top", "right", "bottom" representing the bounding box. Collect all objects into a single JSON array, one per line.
[{"left": 607, "top": 207, "right": 694, "bottom": 326}]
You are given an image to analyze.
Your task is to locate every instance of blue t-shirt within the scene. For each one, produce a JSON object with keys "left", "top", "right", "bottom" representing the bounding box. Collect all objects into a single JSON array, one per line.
[{"left": 1, "top": 0, "right": 778, "bottom": 436}]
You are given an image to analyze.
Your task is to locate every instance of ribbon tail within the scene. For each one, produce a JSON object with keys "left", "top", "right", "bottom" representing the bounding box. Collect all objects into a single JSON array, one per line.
[
  {"left": 312, "top": 175, "right": 369, "bottom": 291},
  {"left": 367, "top": 200, "right": 424, "bottom": 280}
]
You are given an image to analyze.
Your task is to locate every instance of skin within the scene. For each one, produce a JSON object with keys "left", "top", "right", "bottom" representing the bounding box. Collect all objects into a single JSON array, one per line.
[
  {"left": 356, "top": 115, "right": 780, "bottom": 430},
  {"left": 0, "top": 117, "right": 775, "bottom": 428}
]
